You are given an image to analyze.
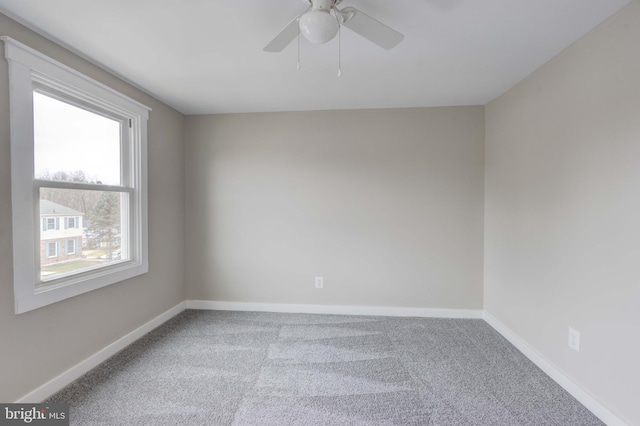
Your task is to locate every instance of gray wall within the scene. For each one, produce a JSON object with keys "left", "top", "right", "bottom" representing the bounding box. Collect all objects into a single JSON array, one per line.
[
  {"left": 185, "top": 107, "right": 485, "bottom": 309},
  {"left": 0, "top": 14, "right": 186, "bottom": 402},
  {"left": 484, "top": 2, "right": 640, "bottom": 424}
]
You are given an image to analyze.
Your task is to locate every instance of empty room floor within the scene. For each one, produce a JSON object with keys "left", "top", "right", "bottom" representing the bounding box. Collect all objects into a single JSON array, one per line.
[{"left": 48, "top": 310, "right": 602, "bottom": 425}]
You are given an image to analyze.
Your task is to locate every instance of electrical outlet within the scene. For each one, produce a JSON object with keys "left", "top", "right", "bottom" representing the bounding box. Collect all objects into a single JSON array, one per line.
[
  {"left": 568, "top": 327, "right": 580, "bottom": 352},
  {"left": 315, "top": 276, "right": 324, "bottom": 289}
]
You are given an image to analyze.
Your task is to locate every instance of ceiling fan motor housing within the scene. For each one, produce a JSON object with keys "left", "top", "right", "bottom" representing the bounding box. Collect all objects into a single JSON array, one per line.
[{"left": 308, "top": 0, "right": 336, "bottom": 11}]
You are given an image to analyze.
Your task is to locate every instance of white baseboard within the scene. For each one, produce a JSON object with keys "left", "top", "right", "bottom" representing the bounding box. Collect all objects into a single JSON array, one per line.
[
  {"left": 186, "top": 300, "right": 483, "bottom": 319},
  {"left": 483, "top": 312, "right": 627, "bottom": 426},
  {"left": 15, "top": 301, "right": 188, "bottom": 403}
]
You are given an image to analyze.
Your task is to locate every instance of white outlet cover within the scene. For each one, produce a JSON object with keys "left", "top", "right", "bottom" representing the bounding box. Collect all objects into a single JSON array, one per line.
[
  {"left": 568, "top": 327, "right": 580, "bottom": 352},
  {"left": 315, "top": 277, "right": 323, "bottom": 289}
]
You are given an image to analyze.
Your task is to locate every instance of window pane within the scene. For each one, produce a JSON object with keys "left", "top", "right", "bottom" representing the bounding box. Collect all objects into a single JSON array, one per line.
[
  {"left": 33, "top": 92, "right": 121, "bottom": 186},
  {"left": 46, "top": 242, "right": 57, "bottom": 258},
  {"left": 39, "top": 188, "right": 129, "bottom": 284}
]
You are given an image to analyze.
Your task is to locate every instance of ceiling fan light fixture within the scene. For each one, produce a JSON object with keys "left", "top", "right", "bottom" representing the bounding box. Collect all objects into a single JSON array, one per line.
[{"left": 299, "top": 10, "right": 339, "bottom": 44}]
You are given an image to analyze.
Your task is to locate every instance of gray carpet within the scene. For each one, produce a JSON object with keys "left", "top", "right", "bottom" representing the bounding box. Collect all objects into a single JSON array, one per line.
[{"left": 48, "top": 310, "right": 603, "bottom": 425}]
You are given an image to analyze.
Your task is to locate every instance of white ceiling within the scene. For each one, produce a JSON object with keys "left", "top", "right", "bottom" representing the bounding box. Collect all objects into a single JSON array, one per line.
[{"left": 0, "top": 0, "right": 631, "bottom": 114}]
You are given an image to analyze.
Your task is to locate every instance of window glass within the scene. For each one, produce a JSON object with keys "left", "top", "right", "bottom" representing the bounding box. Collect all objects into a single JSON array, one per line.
[
  {"left": 66, "top": 239, "right": 76, "bottom": 255},
  {"left": 43, "top": 218, "right": 58, "bottom": 231},
  {"left": 39, "top": 188, "right": 129, "bottom": 283},
  {"left": 46, "top": 242, "right": 57, "bottom": 258},
  {"left": 33, "top": 92, "right": 121, "bottom": 186}
]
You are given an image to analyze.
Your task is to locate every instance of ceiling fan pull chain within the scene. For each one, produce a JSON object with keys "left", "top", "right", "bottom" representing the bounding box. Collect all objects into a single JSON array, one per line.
[{"left": 337, "top": 15, "right": 342, "bottom": 77}]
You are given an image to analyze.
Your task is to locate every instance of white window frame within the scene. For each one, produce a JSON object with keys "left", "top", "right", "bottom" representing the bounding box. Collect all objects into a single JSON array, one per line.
[
  {"left": 66, "top": 239, "right": 76, "bottom": 255},
  {"left": 46, "top": 242, "right": 58, "bottom": 258},
  {"left": 3, "top": 37, "right": 150, "bottom": 314},
  {"left": 43, "top": 217, "right": 58, "bottom": 231},
  {"left": 65, "top": 217, "right": 77, "bottom": 229}
]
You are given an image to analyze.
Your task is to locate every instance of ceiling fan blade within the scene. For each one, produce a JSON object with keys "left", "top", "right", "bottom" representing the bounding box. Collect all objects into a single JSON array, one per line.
[
  {"left": 336, "top": 7, "right": 404, "bottom": 50},
  {"left": 263, "top": 15, "right": 302, "bottom": 52}
]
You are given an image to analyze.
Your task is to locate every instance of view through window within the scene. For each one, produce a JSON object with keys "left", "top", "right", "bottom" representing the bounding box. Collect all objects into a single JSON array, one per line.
[{"left": 34, "top": 91, "right": 129, "bottom": 284}]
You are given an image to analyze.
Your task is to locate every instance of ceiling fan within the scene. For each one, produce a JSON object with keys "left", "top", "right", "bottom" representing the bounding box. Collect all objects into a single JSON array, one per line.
[{"left": 263, "top": 0, "right": 404, "bottom": 52}]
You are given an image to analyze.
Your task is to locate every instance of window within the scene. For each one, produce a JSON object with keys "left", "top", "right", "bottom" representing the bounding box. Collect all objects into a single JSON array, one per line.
[
  {"left": 66, "top": 217, "right": 78, "bottom": 229},
  {"left": 66, "top": 239, "right": 76, "bottom": 255},
  {"left": 46, "top": 242, "right": 58, "bottom": 258},
  {"left": 43, "top": 217, "right": 59, "bottom": 231},
  {"left": 3, "top": 37, "right": 150, "bottom": 314}
]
